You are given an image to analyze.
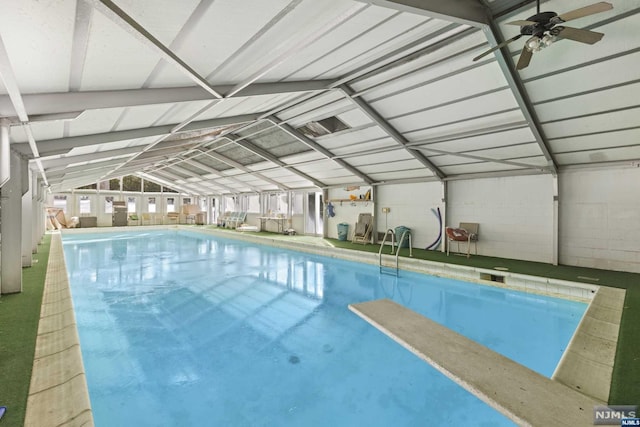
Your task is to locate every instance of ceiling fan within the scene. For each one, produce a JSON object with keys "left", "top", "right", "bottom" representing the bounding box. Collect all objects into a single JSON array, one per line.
[{"left": 473, "top": 1, "right": 613, "bottom": 70}]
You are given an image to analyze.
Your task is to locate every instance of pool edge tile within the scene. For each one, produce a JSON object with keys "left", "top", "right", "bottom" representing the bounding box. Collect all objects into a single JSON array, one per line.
[
  {"left": 552, "top": 286, "right": 625, "bottom": 403},
  {"left": 25, "top": 232, "right": 95, "bottom": 427}
]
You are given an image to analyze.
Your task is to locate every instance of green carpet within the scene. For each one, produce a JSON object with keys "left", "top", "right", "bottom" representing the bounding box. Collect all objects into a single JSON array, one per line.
[{"left": 0, "top": 234, "right": 50, "bottom": 427}]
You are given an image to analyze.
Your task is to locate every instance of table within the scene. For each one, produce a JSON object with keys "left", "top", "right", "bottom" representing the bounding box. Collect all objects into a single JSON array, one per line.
[{"left": 258, "top": 216, "right": 287, "bottom": 233}]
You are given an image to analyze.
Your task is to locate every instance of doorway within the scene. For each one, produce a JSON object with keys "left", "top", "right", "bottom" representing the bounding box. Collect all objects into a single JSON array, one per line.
[{"left": 305, "top": 192, "right": 323, "bottom": 236}]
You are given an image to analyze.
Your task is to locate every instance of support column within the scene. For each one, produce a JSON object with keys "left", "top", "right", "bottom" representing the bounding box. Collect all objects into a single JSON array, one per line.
[
  {"left": 552, "top": 176, "right": 559, "bottom": 266},
  {"left": 0, "top": 119, "right": 8, "bottom": 187},
  {"left": 31, "top": 172, "right": 40, "bottom": 252},
  {"left": 1, "top": 151, "right": 24, "bottom": 294},
  {"left": 22, "top": 164, "right": 33, "bottom": 267},
  {"left": 440, "top": 181, "right": 448, "bottom": 253},
  {"left": 322, "top": 189, "right": 328, "bottom": 239}
]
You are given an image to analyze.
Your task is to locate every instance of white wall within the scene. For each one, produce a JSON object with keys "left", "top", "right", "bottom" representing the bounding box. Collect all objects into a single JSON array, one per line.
[
  {"left": 45, "top": 166, "right": 640, "bottom": 273},
  {"left": 375, "top": 182, "right": 443, "bottom": 249},
  {"left": 326, "top": 187, "right": 373, "bottom": 240},
  {"left": 448, "top": 175, "right": 555, "bottom": 263},
  {"left": 49, "top": 191, "right": 194, "bottom": 226},
  {"left": 560, "top": 166, "right": 640, "bottom": 273}
]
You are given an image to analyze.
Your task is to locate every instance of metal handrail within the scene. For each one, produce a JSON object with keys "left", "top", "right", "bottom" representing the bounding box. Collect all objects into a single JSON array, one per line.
[
  {"left": 379, "top": 228, "right": 413, "bottom": 275},
  {"left": 394, "top": 230, "right": 413, "bottom": 272},
  {"left": 378, "top": 229, "right": 396, "bottom": 274}
]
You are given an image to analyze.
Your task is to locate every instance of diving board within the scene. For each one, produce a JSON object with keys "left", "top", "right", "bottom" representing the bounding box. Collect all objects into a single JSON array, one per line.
[{"left": 348, "top": 299, "right": 601, "bottom": 427}]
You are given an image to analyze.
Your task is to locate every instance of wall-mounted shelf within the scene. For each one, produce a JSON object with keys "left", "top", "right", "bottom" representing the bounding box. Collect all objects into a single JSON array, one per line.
[{"left": 329, "top": 199, "right": 372, "bottom": 203}]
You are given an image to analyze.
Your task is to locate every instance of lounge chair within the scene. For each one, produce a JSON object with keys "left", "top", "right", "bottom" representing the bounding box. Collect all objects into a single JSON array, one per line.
[
  {"left": 218, "top": 211, "right": 233, "bottom": 227},
  {"left": 166, "top": 212, "right": 180, "bottom": 225},
  {"left": 128, "top": 213, "right": 140, "bottom": 226},
  {"left": 228, "top": 211, "right": 247, "bottom": 229},
  {"left": 446, "top": 222, "right": 479, "bottom": 258},
  {"left": 141, "top": 213, "right": 154, "bottom": 225},
  {"left": 352, "top": 213, "right": 373, "bottom": 244}
]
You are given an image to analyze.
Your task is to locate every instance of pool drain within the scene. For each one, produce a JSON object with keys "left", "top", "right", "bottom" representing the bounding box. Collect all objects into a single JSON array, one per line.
[{"left": 288, "top": 355, "right": 300, "bottom": 364}]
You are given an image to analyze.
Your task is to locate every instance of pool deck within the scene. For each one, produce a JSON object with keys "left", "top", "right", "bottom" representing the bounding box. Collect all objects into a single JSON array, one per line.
[
  {"left": 26, "top": 226, "right": 625, "bottom": 426},
  {"left": 24, "top": 233, "right": 94, "bottom": 427}
]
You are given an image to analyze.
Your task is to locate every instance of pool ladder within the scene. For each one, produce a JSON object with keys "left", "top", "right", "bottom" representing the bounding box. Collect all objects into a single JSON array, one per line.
[{"left": 378, "top": 228, "right": 412, "bottom": 276}]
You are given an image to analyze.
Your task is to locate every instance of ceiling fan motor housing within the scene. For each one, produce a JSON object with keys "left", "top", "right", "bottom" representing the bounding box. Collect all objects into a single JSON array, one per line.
[{"left": 520, "top": 11, "right": 559, "bottom": 37}]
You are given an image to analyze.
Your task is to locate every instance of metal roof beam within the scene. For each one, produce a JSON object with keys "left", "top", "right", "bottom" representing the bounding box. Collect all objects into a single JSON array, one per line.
[
  {"left": 410, "top": 147, "right": 547, "bottom": 170},
  {"left": 137, "top": 171, "right": 202, "bottom": 195},
  {"left": 160, "top": 162, "right": 248, "bottom": 194},
  {"left": 48, "top": 158, "right": 126, "bottom": 177},
  {"left": 339, "top": 84, "right": 446, "bottom": 180},
  {"left": 39, "top": 147, "right": 143, "bottom": 170},
  {"left": 194, "top": 149, "right": 288, "bottom": 191},
  {"left": 88, "top": 0, "right": 223, "bottom": 99},
  {"left": 0, "top": 82, "right": 332, "bottom": 117},
  {"left": 166, "top": 164, "right": 239, "bottom": 193},
  {"left": 15, "top": 114, "right": 260, "bottom": 158},
  {"left": 0, "top": 33, "right": 49, "bottom": 185},
  {"left": 224, "top": 134, "right": 327, "bottom": 188},
  {"left": 483, "top": 22, "right": 558, "bottom": 175},
  {"left": 355, "top": 0, "right": 489, "bottom": 27},
  {"left": 179, "top": 157, "right": 261, "bottom": 193},
  {"left": 268, "top": 116, "right": 375, "bottom": 185}
]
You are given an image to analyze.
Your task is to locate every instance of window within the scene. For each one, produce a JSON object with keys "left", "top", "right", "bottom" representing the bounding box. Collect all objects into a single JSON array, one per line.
[
  {"left": 247, "top": 194, "right": 260, "bottom": 213},
  {"left": 123, "top": 175, "right": 141, "bottom": 192},
  {"left": 292, "top": 193, "right": 303, "bottom": 215},
  {"left": 79, "top": 196, "right": 91, "bottom": 214},
  {"left": 148, "top": 197, "right": 156, "bottom": 213},
  {"left": 127, "top": 197, "right": 136, "bottom": 213},
  {"left": 265, "top": 192, "right": 288, "bottom": 215},
  {"left": 77, "top": 183, "right": 97, "bottom": 190},
  {"left": 53, "top": 195, "right": 67, "bottom": 213},
  {"left": 223, "top": 196, "right": 236, "bottom": 212},
  {"left": 144, "top": 180, "right": 161, "bottom": 192},
  {"left": 166, "top": 197, "right": 175, "bottom": 213},
  {"left": 105, "top": 196, "right": 114, "bottom": 214},
  {"left": 109, "top": 178, "right": 120, "bottom": 191},
  {"left": 183, "top": 197, "right": 191, "bottom": 205}
]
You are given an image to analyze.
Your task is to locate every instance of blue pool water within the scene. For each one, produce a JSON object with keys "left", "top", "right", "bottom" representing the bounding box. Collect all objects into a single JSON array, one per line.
[{"left": 63, "top": 230, "right": 586, "bottom": 426}]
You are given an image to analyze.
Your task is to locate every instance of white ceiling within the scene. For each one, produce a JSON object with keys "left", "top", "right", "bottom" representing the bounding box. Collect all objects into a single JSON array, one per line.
[{"left": 1, "top": 0, "right": 638, "bottom": 194}]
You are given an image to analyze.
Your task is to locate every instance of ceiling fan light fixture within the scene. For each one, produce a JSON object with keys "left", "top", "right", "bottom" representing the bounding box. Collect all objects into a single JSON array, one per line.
[
  {"left": 526, "top": 37, "right": 542, "bottom": 52},
  {"left": 541, "top": 33, "right": 556, "bottom": 47}
]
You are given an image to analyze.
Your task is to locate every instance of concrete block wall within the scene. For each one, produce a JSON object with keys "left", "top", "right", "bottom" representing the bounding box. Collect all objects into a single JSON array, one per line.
[
  {"left": 46, "top": 165, "right": 640, "bottom": 273},
  {"left": 559, "top": 167, "right": 640, "bottom": 273},
  {"left": 325, "top": 186, "right": 373, "bottom": 240},
  {"left": 447, "top": 175, "right": 555, "bottom": 263},
  {"left": 374, "top": 182, "right": 443, "bottom": 249}
]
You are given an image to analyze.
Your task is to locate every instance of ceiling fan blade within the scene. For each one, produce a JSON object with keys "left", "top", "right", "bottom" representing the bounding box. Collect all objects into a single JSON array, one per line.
[
  {"left": 516, "top": 46, "right": 533, "bottom": 70},
  {"left": 557, "top": 26, "right": 605, "bottom": 44},
  {"left": 555, "top": 2, "right": 613, "bottom": 23},
  {"left": 472, "top": 34, "right": 523, "bottom": 62},
  {"left": 506, "top": 20, "right": 537, "bottom": 26}
]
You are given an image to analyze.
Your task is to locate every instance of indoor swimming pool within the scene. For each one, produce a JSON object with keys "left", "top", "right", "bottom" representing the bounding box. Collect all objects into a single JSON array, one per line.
[{"left": 62, "top": 230, "right": 587, "bottom": 426}]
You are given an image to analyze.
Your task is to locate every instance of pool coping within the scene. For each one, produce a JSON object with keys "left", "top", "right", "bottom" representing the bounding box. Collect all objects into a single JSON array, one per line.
[
  {"left": 350, "top": 299, "right": 604, "bottom": 426},
  {"left": 29, "top": 226, "right": 623, "bottom": 425},
  {"left": 24, "top": 232, "right": 94, "bottom": 427}
]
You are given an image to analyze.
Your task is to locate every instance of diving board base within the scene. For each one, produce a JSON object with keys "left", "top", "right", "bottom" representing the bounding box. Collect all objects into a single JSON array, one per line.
[{"left": 348, "top": 299, "right": 600, "bottom": 427}]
